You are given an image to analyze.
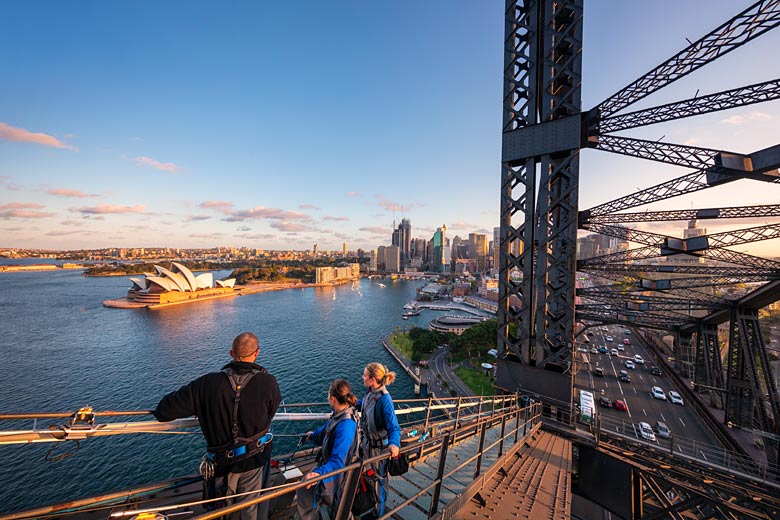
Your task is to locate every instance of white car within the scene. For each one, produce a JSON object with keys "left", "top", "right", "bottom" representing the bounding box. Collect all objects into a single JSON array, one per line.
[
  {"left": 656, "top": 421, "right": 671, "bottom": 439},
  {"left": 617, "top": 345, "right": 625, "bottom": 351},
  {"left": 651, "top": 386, "right": 667, "bottom": 400},
  {"left": 606, "top": 335, "right": 614, "bottom": 342},
  {"left": 668, "top": 391, "right": 684, "bottom": 405},
  {"left": 634, "top": 354, "right": 645, "bottom": 365},
  {"left": 625, "top": 360, "right": 635, "bottom": 370},
  {"left": 610, "top": 348, "right": 618, "bottom": 356},
  {"left": 639, "top": 422, "right": 656, "bottom": 441}
]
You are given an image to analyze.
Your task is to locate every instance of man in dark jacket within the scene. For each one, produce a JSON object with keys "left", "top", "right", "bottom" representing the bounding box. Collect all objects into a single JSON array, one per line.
[{"left": 154, "top": 332, "right": 282, "bottom": 520}]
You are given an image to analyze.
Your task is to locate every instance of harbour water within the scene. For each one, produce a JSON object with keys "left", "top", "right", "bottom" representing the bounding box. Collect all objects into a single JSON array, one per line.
[{"left": 0, "top": 267, "right": 444, "bottom": 513}]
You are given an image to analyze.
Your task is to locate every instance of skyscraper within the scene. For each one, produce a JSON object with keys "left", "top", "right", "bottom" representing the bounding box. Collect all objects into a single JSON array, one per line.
[
  {"left": 391, "top": 219, "right": 412, "bottom": 265},
  {"left": 343, "top": 242, "right": 348, "bottom": 256},
  {"left": 469, "top": 233, "right": 488, "bottom": 272},
  {"left": 432, "top": 225, "right": 447, "bottom": 273}
]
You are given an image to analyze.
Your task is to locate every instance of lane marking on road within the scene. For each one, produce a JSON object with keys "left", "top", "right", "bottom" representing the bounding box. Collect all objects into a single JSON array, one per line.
[
  {"left": 632, "top": 422, "right": 639, "bottom": 438},
  {"left": 626, "top": 401, "right": 632, "bottom": 418},
  {"left": 642, "top": 408, "right": 647, "bottom": 416},
  {"left": 605, "top": 381, "right": 609, "bottom": 388},
  {"left": 700, "top": 451, "right": 708, "bottom": 461},
  {"left": 661, "top": 413, "right": 666, "bottom": 422},
  {"left": 639, "top": 375, "right": 644, "bottom": 382},
  {"left": 679, "top": 418, "right": 686, "bottom": 427},
  {"left": 633, "top": 387, "right": 637, "bottom": 394}
]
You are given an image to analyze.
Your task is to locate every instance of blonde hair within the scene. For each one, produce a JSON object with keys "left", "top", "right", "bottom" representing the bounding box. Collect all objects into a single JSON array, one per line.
[{"left": 365, "top": 362, "right": 396, "bottom": 386}]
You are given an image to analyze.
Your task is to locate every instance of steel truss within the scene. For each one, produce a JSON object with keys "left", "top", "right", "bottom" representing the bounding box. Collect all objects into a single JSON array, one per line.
[{"left": 498, "top": 0, "right": 780, "bottom": 467}]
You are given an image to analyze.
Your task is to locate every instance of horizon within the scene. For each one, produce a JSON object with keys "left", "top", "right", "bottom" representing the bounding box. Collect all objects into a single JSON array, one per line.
[{"left": 1, "top": 1, "right": 779, "bottom": 255}]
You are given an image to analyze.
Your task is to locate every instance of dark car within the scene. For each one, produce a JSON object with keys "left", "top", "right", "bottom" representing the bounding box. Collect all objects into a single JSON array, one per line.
[
  {"left": 599, "top": 396, "right": 613, "bottom": 408},
  {"left": 650, "top": 366, "right": 663, "bottom": 376},
  {"left": 618, "top": 369, "right": 631, "bottom": 383},
  {"left": 594, "top": 367, "right": 604, "bottom": 377},
  {"left": 598, "top": 346, "right": 608, "bottom": 354}
]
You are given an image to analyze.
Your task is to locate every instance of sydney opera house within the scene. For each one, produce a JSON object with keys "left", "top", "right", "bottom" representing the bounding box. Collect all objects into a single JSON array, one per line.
[{"left": 126, "top": 262, "right": 236, "bottom": 305}]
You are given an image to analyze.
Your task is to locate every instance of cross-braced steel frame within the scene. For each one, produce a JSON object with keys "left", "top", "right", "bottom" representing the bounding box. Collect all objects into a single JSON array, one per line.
[{"left": 497, "top": 0, "right": 780, "bottom": 468}]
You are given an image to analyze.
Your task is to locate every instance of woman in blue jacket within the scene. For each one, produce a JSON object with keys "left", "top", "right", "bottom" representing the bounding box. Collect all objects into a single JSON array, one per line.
[
  {"left": 297, "top": 379, "right": 359, "bottom": 520},
  {"left": 358, "top": 362, "right": 402, "bottom": 517}
]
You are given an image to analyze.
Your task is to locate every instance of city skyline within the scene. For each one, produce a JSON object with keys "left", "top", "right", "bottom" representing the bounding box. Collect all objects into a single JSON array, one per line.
[{"left": 2, "top": 2, "right": 779, "bottom": 254}]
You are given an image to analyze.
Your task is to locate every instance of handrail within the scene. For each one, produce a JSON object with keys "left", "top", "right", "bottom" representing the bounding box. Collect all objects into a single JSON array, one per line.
[{"left": 189, "top": 401, "right": 541, "bottom": 520}]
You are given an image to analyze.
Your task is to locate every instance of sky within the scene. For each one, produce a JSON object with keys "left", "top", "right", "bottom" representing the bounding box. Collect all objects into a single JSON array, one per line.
[{"left": 1, "top": 1, "right": 779, "bottom": 253}]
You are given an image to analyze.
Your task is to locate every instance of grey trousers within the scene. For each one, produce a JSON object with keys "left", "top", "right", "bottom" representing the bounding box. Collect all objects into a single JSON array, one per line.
[{"left": 213, "top": 465, "right": 268, "bottom": 520}]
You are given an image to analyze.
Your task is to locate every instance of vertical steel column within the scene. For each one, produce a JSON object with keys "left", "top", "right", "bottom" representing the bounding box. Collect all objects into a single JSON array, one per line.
[
  {"left": 725, "top": 308, "right": 757, "bottom": 428},
  {"left": 429, "top": 433, "right": 451, "bottom": 518},
  {"left": 498, "top": 0, "right": 540, "bottom": 364},
  {"left": 335, "top": 460, "right": 364, "bottom": 520},
  {"left": 474, "top": 422, "right": 488, "bottom": 478},
  {"left": 498, "top": 414, "right": 507, "bottom": 457}
]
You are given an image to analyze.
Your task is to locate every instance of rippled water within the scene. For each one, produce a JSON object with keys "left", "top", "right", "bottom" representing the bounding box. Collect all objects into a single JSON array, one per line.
[{"left": 0, "top": 269, "right": 440, "bottom": 512}]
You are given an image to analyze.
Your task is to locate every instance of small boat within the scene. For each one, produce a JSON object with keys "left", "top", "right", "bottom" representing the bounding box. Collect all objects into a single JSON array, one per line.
[
  {"left": 332, "top": 290, "right": 336, "bottom": 300},
  {"left": 403, "top": 309, "right": 421, "bottom": 318},
  {"left": 378, "top": 283, "right": 386, "bottom": 288}
]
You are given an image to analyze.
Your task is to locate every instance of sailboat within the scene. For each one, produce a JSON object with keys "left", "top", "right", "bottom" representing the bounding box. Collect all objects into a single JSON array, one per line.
[{"left": 332, "top": 289, "right": 336, "bottom": 300}]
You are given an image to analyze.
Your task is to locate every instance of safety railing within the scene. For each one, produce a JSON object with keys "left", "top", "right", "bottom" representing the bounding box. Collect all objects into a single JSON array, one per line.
[
  {"left": 0, "top": 395, "right": 540, "bottom": 520},
  {"left": 596, "top": 414, "right": 780, "bottom": 485},
  {"left": 184, "top": 399, "right": 542, "bottom": 520}
]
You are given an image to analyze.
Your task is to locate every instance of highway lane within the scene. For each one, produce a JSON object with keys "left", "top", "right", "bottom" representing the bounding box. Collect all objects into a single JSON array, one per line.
[
  {"left": 429, "top": 348, "right": 474, "bottom": 397},
  {"left": 578, "top": 324, "right": 722, "bottom": 453}
]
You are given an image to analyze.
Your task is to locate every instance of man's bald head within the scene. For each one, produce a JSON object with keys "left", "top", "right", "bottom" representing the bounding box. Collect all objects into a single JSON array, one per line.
[{"left": 231, "top": 332, "right": 259, "bottom": 360}]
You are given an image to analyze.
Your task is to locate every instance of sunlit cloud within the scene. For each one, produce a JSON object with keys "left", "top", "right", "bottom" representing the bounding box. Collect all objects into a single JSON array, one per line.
[
  {"left": 346, "top": 192, "right": 360, "bottom": 197},
  {"left": 449, "top": 221, "right": 479, "bottom": 230},
  {"left": 235, "top": 233, "right": 276, "bottom": 240},
  {"left": 47, "top": 188, "right": 99, "bottom": 198},
  {"left": 236, "top": 225, "right": 251, "bottom": 232},
  {"left": 375, "top": 195, "right": 421, "bottom": 213},
  {"left": 186, "top": 215, "right": 211, "bottom": 222},
  {"left": 3, "top": 227, "right": 23, "bottom": 232},
  {"left": 0, "top": 122, "right": 77, "bottom": 151},
  {"left": 60, "top": 220, "right": 84, "bottom": 226},
  {"left": 323, "top": 215, "right": 350, "bottom": 221},
  {"left": 270, "top": 221, "right": 312, "bottom": 232},
  {"left": 0, "top": 203, "right": 54, "bottom": 219},
  {"left": 46, "top": 230, "right": 83, "bottom": 236},
  {"left": 299, "top": 204, "right": 321, "bottom": 210},
  {"left": 72, "top": 204, "right": 146, "bottom": 215},
  {"left": 225, "top": 206, "right": 313, "bottom": 223},
  {"left": 190, "top": 233, "right": 225, "bottom": 239},
  {"left": 720, "top": 112, "right": 771, "bottom": 126},
  {"left": 359, "top": 226, "right": 388, "bottom": 235},
  {"left": 134, "top": 156, "right": 179, "bottom": 173},
  {"left": 199, "top": 200, "right": 235, "bottom": 214}
]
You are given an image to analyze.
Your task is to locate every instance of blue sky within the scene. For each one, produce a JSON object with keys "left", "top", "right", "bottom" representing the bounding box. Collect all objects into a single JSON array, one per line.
[{"left": 1, "top": 1, "right": 779, "bottom": 253}]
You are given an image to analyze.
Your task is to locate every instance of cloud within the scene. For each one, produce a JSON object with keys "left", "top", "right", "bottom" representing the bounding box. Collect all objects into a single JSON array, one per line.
[
  {"left": 270, "top": 220, "right": 313, "bottom": 232},
  {"left": 0, "top": 205, "right": 54, "bottom": 219},
  {"left": 236, "top": 225, "right": 251, "bottom": 231},
  {"left": 134, "top": 156, "right": 179, "bottom": 173},
  {"left": 60, "top": 220, "right": 84, "bottom": 226},
  {"left": 72, "top": 204, "right": 146, "bottom": 215},
  {"left": 3, "top": 227, "right": 23, "bottom": 232},
  {"left": 45, "top": 230, "right": 83, "bottom": 236},
  {"left": 190, "top": 232, "right": 225, "bottom": 239},
  {"left": 186, "top": 215, "right": 211, "bottom": 222},
  {"left": 449, "top": 221, "right": 479, "bottom": 230},
  {"left": 721, "top": 115, "right": 744, "bottom": 126},
  {"left": 299, "top": 204, "right": 321, "bottom": 210},
  {"left": 0, "top": 202, "right": 45, "bottom": 210},
  {"left": 359, "top": 226, "right": 388, "bottom": 235},
  {"left": 346, "top": 192, "right": 360, "bottom": 197},
  {"left": 199, "top": 200, "right": 235, "bottom": 214},
  {"left": 748, "top": 111, "right": 773, "bottom": 121},
  {"left": 225, "top": 206, "right": 312, "bottom": 223},
  {"left": 235, "top": 233, "right": 276, "bottom": 240},
  {"left": 47, "top": 188, "right": 99, "bottom": 198},
  {"left": 0, "top": 122, "right": 76, "bottom": 151},
  {"left": 375, "top": 195, "right": 421, "bottom": 213},
  {"left": 323, "top": 215, "right": 350, "bottom": 222}
]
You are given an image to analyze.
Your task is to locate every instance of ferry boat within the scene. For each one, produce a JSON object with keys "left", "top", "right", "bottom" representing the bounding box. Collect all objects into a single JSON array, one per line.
[{"left": 402, "top": 309, "right": 421, "bottom": 318}]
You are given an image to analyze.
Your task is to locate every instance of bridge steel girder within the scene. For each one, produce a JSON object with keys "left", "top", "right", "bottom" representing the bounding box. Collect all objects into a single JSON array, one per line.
[
  {"left": 497, "top": 0, "right": 583, "bottom": 398},
  {"left": 694, "top": 324, "right": 725, "bottom": 407},
  {"left": 585, "top": 203, "right": 780, "bottom": 226},
  {"left": 725, "top": 307, "right": 780, "bottom": 466}
]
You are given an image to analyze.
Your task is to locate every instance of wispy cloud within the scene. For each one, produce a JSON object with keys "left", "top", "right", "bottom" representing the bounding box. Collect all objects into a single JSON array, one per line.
[
  {"left": 299, "top": 204, "right": 321, "bottom": 210},
  {"left": 134, "top": 156, "right": 179, "bottom": 173},
  {"left": 47, "top": 188, "right": 99, "bottom": 198},
  {"left": 60, "top": 220, "right": 84, "bottom": 226},
  {"left": 190, "top": 233, "right": 225, "bottom": 239},
  {"left": 375, "top": 195, "right": 420, "bottom": 213},
  {"left": 236, "top": 225, "right": 251, "bottom": 232},
  {"left": 359, "top": 226, "right": 388, "bottom": 235},
  {"left": 225, "top": 206, "right": 312, "bottom": 223},
  {"left": 449, "top": 221, "right": 479, "bottom": 230},
  {"left": 235, "top": 233, "right": 276, "bottom": 240},
  {"left": 186, "top": 215, "right": 211, "bottom": 222},
  {"left": 721, "top": 111, "right": 773, "bottom": 126},
  {"left": 0, "top": 202, "right": 54, "bottom": 219},
  {"left": 72, "top": 204, "right": 146, "bottom": 215},
  {"left": 0, "top": 122, "right": 76, "bottom": 151},
  {"left": 199, "top": 200, "right": 235, "bottom": 214},
  {"left": 346, "top": 191, "right": 360, "bottom": 197},
  {"left": 46, "top": 230, "right": 83, "bottom": 236},
  {"left": 323, "top": 215, "right": 350, "bottom": 222}
]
